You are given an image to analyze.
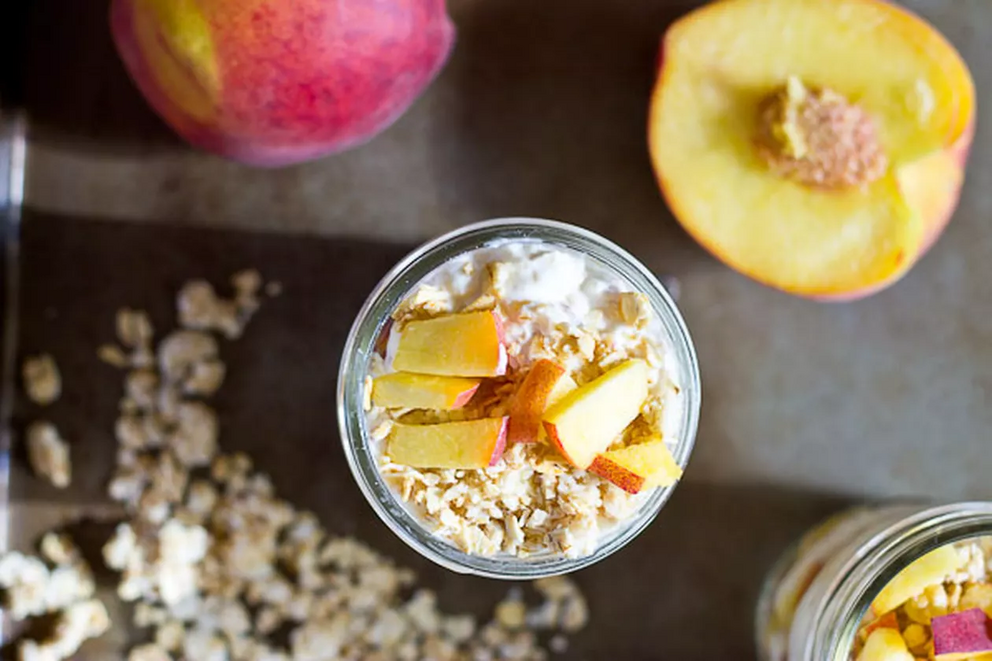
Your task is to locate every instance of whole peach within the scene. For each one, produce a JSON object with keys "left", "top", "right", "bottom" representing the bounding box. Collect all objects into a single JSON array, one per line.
[{"left": 111, "top": 0, "right": 454, "bottom": 166}]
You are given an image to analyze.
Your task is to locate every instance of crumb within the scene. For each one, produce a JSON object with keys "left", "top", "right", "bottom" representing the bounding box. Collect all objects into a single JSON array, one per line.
[
  {"left": 117, "top": 309, "right": 154, "bottom": 349},
  {"left": 98, "top": 344, "right": 130, "bottom": 368},
  {"left": 22, "top": 354, "right": 61, "bottom": 405},
  {"left": 26, "top": 422, "right": 71, "bottom": 488}
]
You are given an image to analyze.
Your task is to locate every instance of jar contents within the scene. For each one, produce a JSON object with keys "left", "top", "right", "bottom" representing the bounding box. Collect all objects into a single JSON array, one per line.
[
  {"left": 760, "top": 505, "right": 992, "bottom": 661},
  {"left": 850, "top": 537, "right": 992, "bottom": 661},
  {"left": 364, "top": 240, "right": 685, "bottom": 558}
]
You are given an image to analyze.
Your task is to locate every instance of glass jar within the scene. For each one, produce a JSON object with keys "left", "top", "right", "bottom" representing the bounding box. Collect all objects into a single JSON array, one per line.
[
  {"left": 756, "top": 501, "right": 992, "bottom": 661},
  {"left": 337, "top": 217, "right": 701, "bottom": 579}
]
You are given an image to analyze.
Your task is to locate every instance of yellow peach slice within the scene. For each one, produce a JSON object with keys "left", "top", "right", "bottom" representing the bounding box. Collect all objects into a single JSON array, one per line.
[
  {"left": 371, "top": 373, "right": 481, "bottom": 410},
  {"left": 588, "top": 438, "right": 683, "bottom": 494},
  {"left": 857, "top": 628, "right": 914, "bottom": 661},
  {"left": 385, "top": 418, "right": 508, "bottom": 469},
  {"left": 507, "top": 360, "right": 568, "bottom": 444},
  {"left": 542, "top": 359, "right": 648, "bottom": 469},
  {"left": 393, "top": 311, "right": 506, "bottom": 377},
  {"left": 871, "top": 545, "right": 961, "bottom": 615}
]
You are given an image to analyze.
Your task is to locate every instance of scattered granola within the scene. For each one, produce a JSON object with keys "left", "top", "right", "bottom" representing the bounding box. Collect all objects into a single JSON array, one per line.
[
  {"left": 10, "top": 271, "right": 589, "bottom": 660},
  {"left": 26, "top": 421, "right": 71, "bottom": 488},
  {"left": 0, "top": 535, "right": 105, "bottom": 659},
  {"left": 366, "top": 241, "right": 686, "bottom": 558},
  {"left": 22, "top": 354, "right": 61, "bottom": 405}
]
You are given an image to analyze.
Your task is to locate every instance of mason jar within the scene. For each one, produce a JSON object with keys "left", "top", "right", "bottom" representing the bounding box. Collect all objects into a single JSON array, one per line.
[
  {"left": 337, "top": 217, "right": 702, "bottom": 578},
  {"left": 756, "top": 501, "right": 992, "bottom": 661}
]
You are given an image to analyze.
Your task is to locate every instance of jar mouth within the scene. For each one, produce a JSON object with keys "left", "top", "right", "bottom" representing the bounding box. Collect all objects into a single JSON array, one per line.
[
  {"left": 809, "top": 502, "right": 992, "bottom": 661},
  {"left": 336, "top": 218, "right": 702, "bottom": 578}
]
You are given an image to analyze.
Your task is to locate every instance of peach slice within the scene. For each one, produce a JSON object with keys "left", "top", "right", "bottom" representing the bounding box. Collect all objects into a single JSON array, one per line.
[
  {"left": 542, "top": 359, "right": 649, "bottom": 469},
  {"left": 857, "top": 628, "right": 914, "bottom": 661},
  {"left": 932, "top": 609, "right": 992, "bottom": 661},
  {"left": 385, "top": 418, "right": 508, "bottom": 469},
  {"left": 871, "top": 545, "right": 961, "bottom": 615},
  {"left": 393, "top": 311, "right": 507, "bottom": 377},
  {"left": 507, "top": 360, "right": 569, "bottom": 444},
  {"left": 588, "top": 438, "right": 682, "bottom": 494},
  {"left": 858, "top": 612, "right": 899, "bottom": 643},
  {"left": 372, "top": 373, "right": 481, "bottom": 410},
  {"left": 649, "top": 0, "right": 975, "bottom": 300}
]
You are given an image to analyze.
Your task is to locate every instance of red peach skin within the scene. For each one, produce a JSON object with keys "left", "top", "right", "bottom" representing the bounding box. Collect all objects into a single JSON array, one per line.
[{"left": 110, "top": 0, "right": 455, "bottom": 166}]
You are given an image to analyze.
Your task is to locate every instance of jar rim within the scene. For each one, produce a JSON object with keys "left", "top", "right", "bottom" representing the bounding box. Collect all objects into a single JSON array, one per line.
[
  {"left": 336, "top": 217, "right": 702, "bottom": 578},
  {"left": 808, "top": 502, "right": 992, "bottom": 661}
]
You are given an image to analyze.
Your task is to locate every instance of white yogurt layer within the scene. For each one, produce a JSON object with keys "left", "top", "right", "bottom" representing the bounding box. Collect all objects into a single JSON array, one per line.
[{"left": 369, "top": 239, "right": 686, "bottom": 558}]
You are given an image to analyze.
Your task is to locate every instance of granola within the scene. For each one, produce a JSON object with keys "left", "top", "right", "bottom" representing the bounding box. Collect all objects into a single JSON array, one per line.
[
  {"left": 367, "top": 241, "right": 685, "bottom": 557},
  {"left": 8, "top": 271, "right": 589, "bottom": 660},
  {"left": 0, "top": 536, "right": 106, "bottom": 658},
  {"left": 26, "top": 421, "right": 71, "bottom": 488},
  {"left": 22, "top": 354, "right": 61, "bottom": 405}
]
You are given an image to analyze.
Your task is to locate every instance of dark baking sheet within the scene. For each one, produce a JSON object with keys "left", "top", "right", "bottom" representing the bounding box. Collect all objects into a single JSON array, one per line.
[
  {"left": 8, "top": 212, "right": 846, "bottom": 659},
  {"left": 4, "top": 0, "right": 992, "bottom": 657}
]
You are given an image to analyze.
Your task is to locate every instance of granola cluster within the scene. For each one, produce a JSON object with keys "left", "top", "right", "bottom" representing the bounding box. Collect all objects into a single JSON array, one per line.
[
  {"left": 368, "top": 248, "right": 682, "bottom": 558},
  {"left": 0, "top": 535, "right": 109, "bottom": 660},
  {"left": 6, "top": 270, "right": 588, "bottom": 660}
]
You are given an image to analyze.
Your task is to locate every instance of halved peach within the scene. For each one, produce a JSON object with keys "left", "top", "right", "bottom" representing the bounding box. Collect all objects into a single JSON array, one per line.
[
  {"left": 393, "top": 311, "right": 507, "bottom": 377},
  {"left": 588, "top": 438, "right": 682, "bottom": 494},
  {"left": 372, "top": 373, "right": 481, "bottom": 410},
  {"left": 386, "top": 418, "right": 508, "bottom": 469},
  {"left": 507, "top": 360, "right": 569, "bottom": 444},
  {"left": 649, "top": 0, "right": 975, "bottom": 300},
  {"left": 542, "top": 359, "right": 648, "bottom": 469}
]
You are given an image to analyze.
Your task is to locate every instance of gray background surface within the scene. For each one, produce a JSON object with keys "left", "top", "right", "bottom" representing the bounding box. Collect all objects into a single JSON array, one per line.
[{"left": 4, "top": 0, "right": 991, "bottom": 658}]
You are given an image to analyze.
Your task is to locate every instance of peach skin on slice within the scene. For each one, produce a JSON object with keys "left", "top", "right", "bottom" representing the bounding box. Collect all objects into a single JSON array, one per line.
[
  {"left": 932, "top": 609, "right": 992, "bottom": 661},
  {"left": 542, "top": 359, "right": 648, "bottom": 469},
  {"left": 589, "top": 438, "right": 682, "bottom": 494},
  {"left": 385, "top": 418, "right": 508, "bottom": 469},
  {"left": 507, "top": 360, "right": 568, "bottom": 444},
  {"left": 858, "top": 612, "right": 899, "bottom": 644},
  {"left": 871, "top": 545, "right": 961, "bottom": 615},
  {"left": 857, "top": 628, "right": 914, "bottom": 661},
  {"left": 649, "top": 0, "right": 975, "bottom": 300},
  {"left": 372, "top": 373, "right": 481, "bottom": 410},
  {"left": 393, "top": 311, "right": 507, "bottom": 377}
]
